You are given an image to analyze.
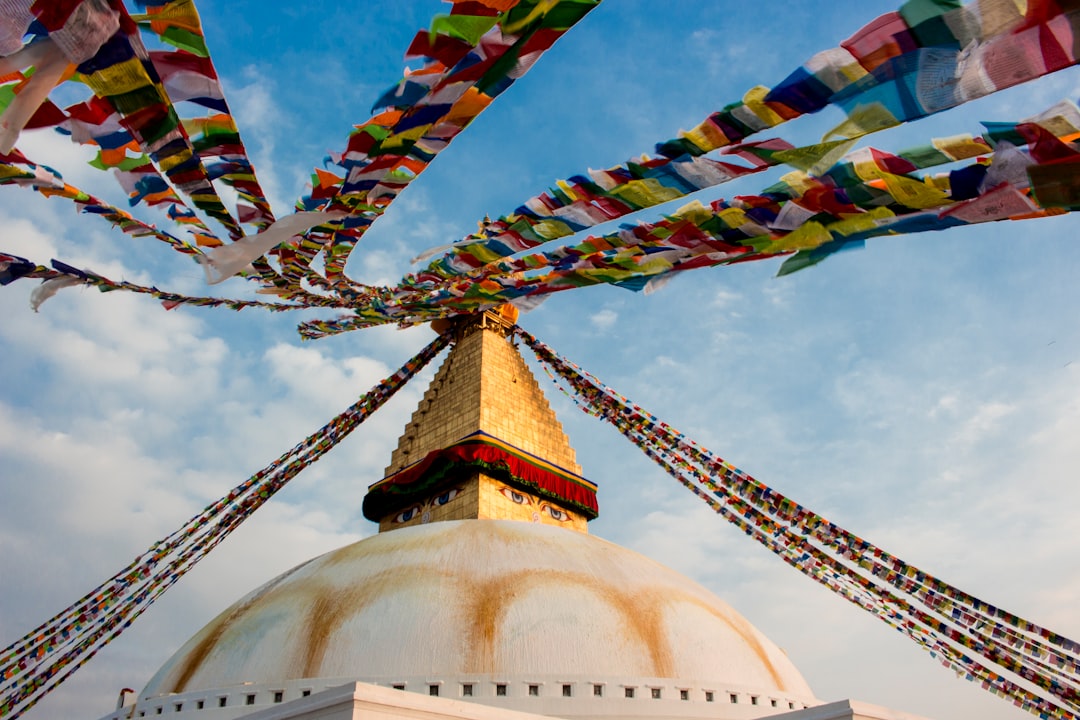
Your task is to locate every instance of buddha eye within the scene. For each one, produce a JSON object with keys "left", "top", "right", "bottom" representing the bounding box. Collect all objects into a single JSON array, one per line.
[
  {"left": 541, "top": 504, "right": 569, "bottom": 522},
  {"left": 393, "top": 505, "right": 422, "bottom": 523},
  {"left": 499, "top": 486, "right": 530, "bottom": 505},
  {"left": 432, "top": 488, "right": 460, "bottom": 507}
]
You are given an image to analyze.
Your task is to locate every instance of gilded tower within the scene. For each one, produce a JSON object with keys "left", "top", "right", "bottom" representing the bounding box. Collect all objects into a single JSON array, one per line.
[{"left": 363, "top": 306, "right": 598, "bottom": 533}]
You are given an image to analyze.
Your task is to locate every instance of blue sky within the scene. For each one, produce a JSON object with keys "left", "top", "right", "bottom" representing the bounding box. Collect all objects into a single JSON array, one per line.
[{"left": 1, "top": 2, "right": 1079, "bottom": 719}]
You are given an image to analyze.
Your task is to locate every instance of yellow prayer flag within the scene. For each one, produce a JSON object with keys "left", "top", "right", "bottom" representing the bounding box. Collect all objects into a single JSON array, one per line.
[
  {"left": 1037, "top": 116, "right": 1080, "bottom": 138},
  {"left": 925, "top": 174, "right": 951, "bottom": 192},
  {"left": 380, "top": 124, "right": 431, "bottom": 150},
  {"left": 532, "top": 219, "right": 575, "bottom": 240},
  {"left": 131, "top": 0, "right": 203, "bottom": 34},
  {"left": 932, "top": 134, "right": 990, "bottom": 161},
  {"left": 84, "top": 57, "right": 154, "bottom": 96},
  {"left": 555, "top": 179, "right": 580, "bottom": 203},
  {"left": 671, "top": 199, "right": 712, "bottom": 224},
  {"left": 978, "top": 0, "right": 1025, "bottom": 38},
  {"left": 182, "top": 114, "right": 238, "bottom": 136},
  {"left": 827, "top": 207, "right": 894, "bottom": 236},
  {"left": 632, "top": 255, "right": 674, "bottom": 276},
  {"left": 157, "top": 148, "right": 195, "bottom": 173},
  {"left": 823, "top": 102, "right": 900, "bottom": 141},
  {"left": 880, "top": 172, "right": 951, "bottom": 209},
  {"left": 0, "top": 165, "right": 32, "bottom": 180},
  {"left": 681, "top": 123, "right": 725, "bottom": 154},
  {"left": 778, "top": 170, "right": 815, "bottom": 195},
  {"left": 464, "top": 242, "right": 508, "bottom": 265},
  {"left": 844, "top": 149, "right": 885, "bottom": 182},
  {"left": 773, "top": 139, "right": 857, "bottom": 176},
  {"left": 609, "top": 178, "right": 682, "bottom": 208},
  {"left": 743, "top": 86, "right": 785, "bottom": 127},
  {"left": 835, "top": 60, "right": 870, "bottom": 87},
  {"left": 715, "top": 207, "right": 750, "bottom": 229},
  {"left": 767, "top": 221, "right": 832, "bottom": 252}
]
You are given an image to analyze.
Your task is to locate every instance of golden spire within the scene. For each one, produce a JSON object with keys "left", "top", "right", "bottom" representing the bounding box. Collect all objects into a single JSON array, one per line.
[{"left": 363, "top": 307, "right": 597, "bottom": 533}]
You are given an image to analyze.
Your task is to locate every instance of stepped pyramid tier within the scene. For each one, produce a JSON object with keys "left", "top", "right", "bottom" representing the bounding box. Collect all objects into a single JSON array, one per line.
[{"left": 363, "top": 307, "right": 597, "bottom": 533}]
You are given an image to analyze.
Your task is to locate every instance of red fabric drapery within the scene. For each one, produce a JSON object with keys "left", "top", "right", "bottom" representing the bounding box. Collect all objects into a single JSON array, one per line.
[{"left": 363, "top": 431, "right": 598, "bottom": 520}]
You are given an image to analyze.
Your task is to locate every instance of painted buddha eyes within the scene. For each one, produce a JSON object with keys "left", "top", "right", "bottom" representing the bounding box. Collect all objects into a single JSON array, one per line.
[
  {"left": 432, "top": 488, "right": 460, "bottom": 507},
  {"left": 499, "top": 487, "right": 530, "bottom": 505},
  {"left": 394, "top": 505, "right": 422, "bottom": 523},
  {"left": 495, "top": 484, "right": 571, "bottom": 522},
  {"left": 542, "top": 504, "right": 569, "bottom": 522},
  {"left": 393, "top": 486, "right": 571, "bottom": 524},
  {"left": 392, "top": 487, "right": 463, "bottom": 523}
]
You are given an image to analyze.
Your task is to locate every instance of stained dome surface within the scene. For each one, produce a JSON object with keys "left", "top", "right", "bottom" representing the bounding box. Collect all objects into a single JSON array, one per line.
[{"left": 142, "top": 519, "right": 815, "bottom": 707}]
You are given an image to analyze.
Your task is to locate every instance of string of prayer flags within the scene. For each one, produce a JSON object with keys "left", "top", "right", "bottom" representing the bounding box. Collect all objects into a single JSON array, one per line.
[
  {"left": 0, "top": 150, "right": 336, "bottom": 307},
  {"left": 411, "top": 0, "right": 1080, "bottom": 284},
  {"left": 0, "top": 332, "right": 450, "bottom": 720},
  {"left": 294, "top": 104, "right": 1077, "bottom": 338},
  {"left": 658, "top": 0, "right": 1080, "bottom": 158},
  {"left": 282, "top": 0, "right": 601, "bottom": 293},
  {"left": 406, "top": 128, "right": 993, "bottom": 287},
  {"left": 407, "top": 149, "right": 778, "bottom": 283},
  {"left": 517, "top": 327, "right": 1080, "bottom": 720},
  {"left": 0, "top": 0, "right": 289, "bottom": 295},
  {"left": 73, "top": 20, "right": 245, "bottom": 238},
  {"left": 4, "top": 0, "right": 1078, "bottom": 342},
  {"left": 66, "top": 1, "right": 275, "bottom": 236},
  {"left": 8, "top": 7, "right": 257, "bottom": 248},
  {"left": 131, "top": 0, "right": 277, "bottom": 228},
  {"left": 1, "top": 255, "right": 346, "bottom": 313},
  {"left": 54, "top": 66, "right": 260, "bottom": 246},
  {"left": 0, "top": 148, "right": 208, "bottom": 256}
]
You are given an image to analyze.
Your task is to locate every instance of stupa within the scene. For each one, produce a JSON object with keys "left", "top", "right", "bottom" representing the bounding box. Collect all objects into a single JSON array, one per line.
[{"left": 97, "top": 308, "right": 920, "bottom": 720}]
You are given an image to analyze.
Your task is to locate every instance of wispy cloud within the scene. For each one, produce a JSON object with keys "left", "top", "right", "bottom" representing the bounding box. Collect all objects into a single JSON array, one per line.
[{"left": 590, "top": 308, "right": 618, "bottom": 330}]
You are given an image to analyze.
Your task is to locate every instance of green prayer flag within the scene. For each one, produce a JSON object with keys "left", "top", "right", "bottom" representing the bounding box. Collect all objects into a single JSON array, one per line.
[{"left": 429, "top": 15, "right": 499, "bottom": 45}]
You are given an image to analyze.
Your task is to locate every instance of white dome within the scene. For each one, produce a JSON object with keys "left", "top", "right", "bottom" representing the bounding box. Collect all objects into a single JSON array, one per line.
[{"left": 139, "top": 520, "right": 815, "bottom": 716}]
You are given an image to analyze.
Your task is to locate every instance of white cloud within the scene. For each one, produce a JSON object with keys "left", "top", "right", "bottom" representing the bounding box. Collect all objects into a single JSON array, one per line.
[
  {"left": 928, "top": 393, "right": 958, "bottom": 419},
  {"left": 228, "top": 70, "right": 292, "bottom": 215},
  {"left": 763, "top": 280, "right": 794, "bottom": 308},
  {"left": 710, "top": 288, "right": 741, "bottom": 309},
  {"left": 264, "top": 342, "right": 390, "bottom": 411},
  {"left": 590, "top": 308, "right": 618, "bottom": 330},
  {"left": 0, "top": 213, "right": 60, "bottom": 260},
  {"left": 951, "top": 400, "right": 1014, "bottom": 446}
]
